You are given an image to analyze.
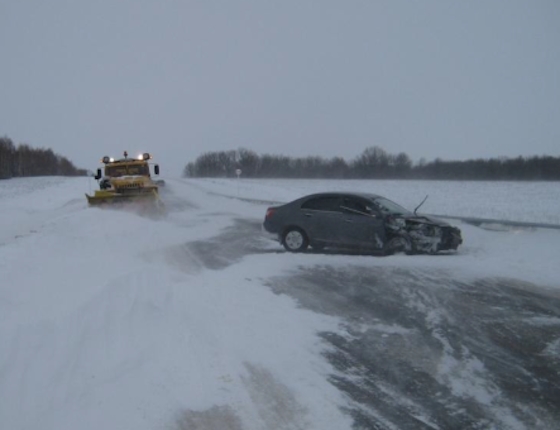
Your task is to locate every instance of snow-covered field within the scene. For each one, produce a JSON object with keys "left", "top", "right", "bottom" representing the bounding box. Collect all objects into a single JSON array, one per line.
[
  {"left": 198, "top": 178, "right": 560, "bottom": 225},
  {"left": 1, "top": 176, "right": 559, "bottom": 430}
]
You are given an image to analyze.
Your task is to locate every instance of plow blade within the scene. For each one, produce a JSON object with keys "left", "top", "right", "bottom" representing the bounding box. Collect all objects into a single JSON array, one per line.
[{"left": 85, "top": 189, "right": 163, "bottom": 209}]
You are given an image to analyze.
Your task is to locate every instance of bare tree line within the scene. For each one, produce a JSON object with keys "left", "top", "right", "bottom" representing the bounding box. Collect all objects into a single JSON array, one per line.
[
  {"left": 0, "top": 136, "right": 86, "bottom": 180},
  {"left": 184, "top": 146, "right": 560, "bottom": 180}
]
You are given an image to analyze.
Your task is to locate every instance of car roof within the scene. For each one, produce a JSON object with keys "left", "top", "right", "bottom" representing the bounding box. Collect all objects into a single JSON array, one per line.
[{"left": 297, "top": 192, "right": 383, "bottom": 201}]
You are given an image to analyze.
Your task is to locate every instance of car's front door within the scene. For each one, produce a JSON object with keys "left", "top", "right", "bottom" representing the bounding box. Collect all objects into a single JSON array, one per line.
[{"left": 338, "top": 196, "right": 386, "bottom": 249}]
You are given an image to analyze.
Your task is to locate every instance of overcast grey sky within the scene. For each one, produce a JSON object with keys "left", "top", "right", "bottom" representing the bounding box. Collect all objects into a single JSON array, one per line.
[{"left": 1, "top": 0, "right": 559, "bottom": 176}]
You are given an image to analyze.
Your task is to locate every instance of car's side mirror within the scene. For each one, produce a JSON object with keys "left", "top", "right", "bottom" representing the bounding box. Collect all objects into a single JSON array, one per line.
[
  {"left": 154, "top": 165, "right": 160, "bottom": 175},
  {"left": 94, "top": 168, "right": 102, "bottom": 180}
]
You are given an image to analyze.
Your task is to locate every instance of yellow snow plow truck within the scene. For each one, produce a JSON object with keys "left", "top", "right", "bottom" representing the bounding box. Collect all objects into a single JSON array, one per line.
[{"left": 86, "top": 151, "right": 164, "bottom": 208}]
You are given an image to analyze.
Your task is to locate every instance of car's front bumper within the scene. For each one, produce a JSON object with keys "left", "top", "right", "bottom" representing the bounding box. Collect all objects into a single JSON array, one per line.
[{"left": 440, "top": 227, "right": 463, "bottom": 250}]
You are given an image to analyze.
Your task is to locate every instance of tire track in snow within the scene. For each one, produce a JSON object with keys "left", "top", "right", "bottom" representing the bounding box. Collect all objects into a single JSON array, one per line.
[{"left": 265, "top": 266, "right": 560, "bottom": 430}]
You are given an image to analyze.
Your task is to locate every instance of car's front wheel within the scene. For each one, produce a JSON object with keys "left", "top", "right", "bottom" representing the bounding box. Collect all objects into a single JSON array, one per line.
[
  {"left": 282, "top": 227, "right": 309, "bottom": 252},
  {"left": 385, "top": 234, "right": 414, "bottom": 255}
]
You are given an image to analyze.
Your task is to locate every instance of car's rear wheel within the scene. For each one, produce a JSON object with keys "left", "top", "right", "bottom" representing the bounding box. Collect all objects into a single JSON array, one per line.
[
  {"left": 385, "top": 234, "right": 414, "bottom": 255},
  {"left": 282, "top": 228, "right": 309, "bottom": 252}
]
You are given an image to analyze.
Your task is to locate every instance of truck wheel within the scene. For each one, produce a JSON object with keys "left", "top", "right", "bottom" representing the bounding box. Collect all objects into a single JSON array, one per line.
[{"left": 282, "top": 228, "right": 309, "bottom": 252}]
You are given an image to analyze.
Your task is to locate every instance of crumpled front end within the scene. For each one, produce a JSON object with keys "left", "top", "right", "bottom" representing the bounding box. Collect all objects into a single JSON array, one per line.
[
  {"left": 409, "top": 223, "right": 462, "bottom": 253},
  {"left": 386, "top": 215, "right": 462, "bottom": 254}
]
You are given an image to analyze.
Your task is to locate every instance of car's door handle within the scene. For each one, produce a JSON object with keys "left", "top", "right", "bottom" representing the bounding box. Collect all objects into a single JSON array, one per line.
[
  {"left": 344, "top": 219, "right": 354, "bottom": 223},
  {"left": 304, "top": 213, "right": 313, "bottom": 217}
]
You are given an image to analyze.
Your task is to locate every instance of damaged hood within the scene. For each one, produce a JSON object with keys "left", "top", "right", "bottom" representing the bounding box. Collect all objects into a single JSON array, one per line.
[{"left": 401, "top": 214, "right": 453, "bottom": 227}]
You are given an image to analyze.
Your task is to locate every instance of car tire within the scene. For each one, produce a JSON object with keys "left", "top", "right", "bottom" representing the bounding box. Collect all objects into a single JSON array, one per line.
[
  {"left": 385, "top": 234, "right": 414, "bottom": 255},
  {"left": 282, "top": 227, "right": 309, "bottom": 252}
]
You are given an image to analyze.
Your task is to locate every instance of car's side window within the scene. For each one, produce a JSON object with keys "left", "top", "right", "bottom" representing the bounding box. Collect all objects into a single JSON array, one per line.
[
  {"left": 301, "top": 197, "right": 341, "bottom": 212},
  {"left": 341, "top": 197, "right": 369, "bottom": 215}
]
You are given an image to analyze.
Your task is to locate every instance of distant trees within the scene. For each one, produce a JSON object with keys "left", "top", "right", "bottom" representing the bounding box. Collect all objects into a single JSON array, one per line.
[
  {"left": 0, "top": 137, "right": 15, "bottom": 179},
  {"left": 184, "top": 150, "right": 352, "bottom": 179},
  {"left": 352, "top": 147, "right": 412, "bottom": 178},
  {"left": 0, "top": 136, "right": 86, "bottom": 179},
  {"left": 413, "top": 155, "right": 560, "bottom": 180},
  {"left": 183, "top": 145, "right": 560, "bottom": 181}
]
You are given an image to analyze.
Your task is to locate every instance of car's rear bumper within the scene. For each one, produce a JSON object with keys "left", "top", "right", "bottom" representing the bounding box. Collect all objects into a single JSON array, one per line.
[{"left": 261, "top": 224, "right": 281, "bottom": 243}]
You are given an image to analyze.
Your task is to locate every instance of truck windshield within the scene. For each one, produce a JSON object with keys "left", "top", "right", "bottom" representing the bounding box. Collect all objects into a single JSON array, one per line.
[{"left": 105, "top": 164, "right": 149, "bottom": 177}]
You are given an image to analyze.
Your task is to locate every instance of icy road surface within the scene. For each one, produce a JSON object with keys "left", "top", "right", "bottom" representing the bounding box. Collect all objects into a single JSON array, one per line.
[{"left": 1, "top": 177, "right": 559, "bottom": 430}]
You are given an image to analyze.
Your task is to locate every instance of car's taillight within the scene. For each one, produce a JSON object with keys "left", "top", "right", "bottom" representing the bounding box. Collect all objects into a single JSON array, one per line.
[{"left": 265, "top": 207, "right": 276, "bottom": 219}]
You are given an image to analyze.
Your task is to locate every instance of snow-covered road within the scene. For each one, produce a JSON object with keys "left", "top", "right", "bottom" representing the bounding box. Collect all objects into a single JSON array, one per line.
[{"left": 1, "top": 177, "right": 559, "bottom": 430}]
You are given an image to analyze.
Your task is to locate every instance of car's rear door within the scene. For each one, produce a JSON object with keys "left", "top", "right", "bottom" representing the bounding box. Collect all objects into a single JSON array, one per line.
[{"left": 299, "top": 195, "right": 345, "bottom": 245}]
